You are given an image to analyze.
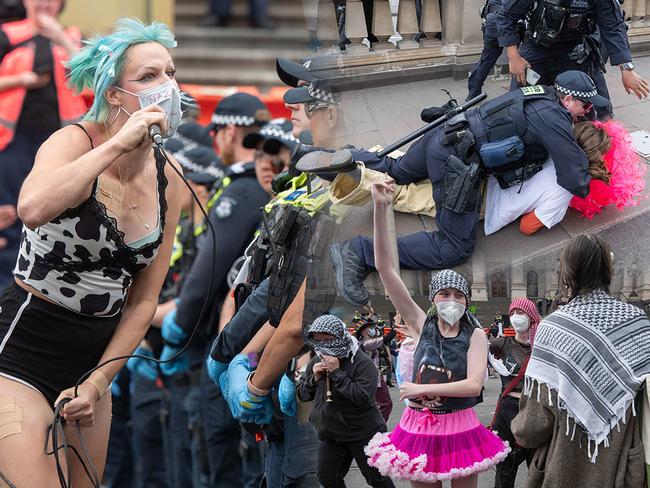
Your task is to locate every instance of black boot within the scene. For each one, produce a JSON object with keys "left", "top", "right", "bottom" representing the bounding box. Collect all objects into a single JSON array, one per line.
[
  {"left": 330, "top": 240, "right": 370, "bottom": 307},
  {"left": 294, "top": 148, "right": 357, "bottom": 175},
  {"left": 419, "top": 97, "right": 459, "bottom": 123}
]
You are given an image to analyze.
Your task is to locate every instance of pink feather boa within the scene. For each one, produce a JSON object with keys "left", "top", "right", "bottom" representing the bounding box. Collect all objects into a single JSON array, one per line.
[{"left": 570, "top": 120, "right": 647, "bottom": 219}]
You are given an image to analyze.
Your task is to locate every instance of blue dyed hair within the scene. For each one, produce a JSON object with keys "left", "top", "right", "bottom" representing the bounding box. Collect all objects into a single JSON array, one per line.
[{"left": 66, "top": 18, "right": 177, "bottom": 122}]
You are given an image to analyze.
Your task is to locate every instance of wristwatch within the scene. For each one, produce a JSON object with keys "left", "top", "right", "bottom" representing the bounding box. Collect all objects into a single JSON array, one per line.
[{"left": 619, "top": 62, "right": 635, "bottom": 71}]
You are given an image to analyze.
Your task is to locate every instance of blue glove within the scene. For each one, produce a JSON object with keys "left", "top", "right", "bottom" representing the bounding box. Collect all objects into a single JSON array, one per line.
[
  {"left": 206, "top": 356, "right": 229, "bottom": 386},
  {"left": 278, "top": 374, "right": 297, "bottom": 417},
  {"left": 161, "top": 309, "right": 186, "bottom": 346},
  {"left": 224, "top": 354, "right": 273, "bottom": 423},
  {"left": 111, "top": 381, "right": 122, "bottom": 398},
  {"left": 159, "top": 345, "right": 189, "bottom": 377},
  {"left": 126, "top": 347, "right": 159, "bottom": 381}
]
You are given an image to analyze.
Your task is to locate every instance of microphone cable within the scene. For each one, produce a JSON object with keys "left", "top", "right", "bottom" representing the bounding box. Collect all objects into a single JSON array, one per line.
[{"left": 45, "top": 137, "right": 219, "bottom": 488}]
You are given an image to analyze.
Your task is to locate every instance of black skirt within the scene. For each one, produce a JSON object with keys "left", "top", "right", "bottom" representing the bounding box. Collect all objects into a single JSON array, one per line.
[{"left": 0, "top": 282, "right": 120, "bottom": 406}]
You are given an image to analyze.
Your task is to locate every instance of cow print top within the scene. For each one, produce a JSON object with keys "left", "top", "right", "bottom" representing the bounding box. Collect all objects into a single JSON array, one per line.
[{"left": 13, "top": 156, "right": 168, "bottom": 317}]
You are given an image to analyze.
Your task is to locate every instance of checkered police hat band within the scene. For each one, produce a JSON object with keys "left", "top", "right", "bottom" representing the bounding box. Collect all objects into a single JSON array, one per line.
[
  {"left": 211, "top": 114, "right": 257, "bottom": 127},
  {"left": 260, "top": 125, "right": 299, "bottom": 144},
  {"left": 429, "top": 269, "right": 470, "bottom": 302},
  {"left": 307, "top": 84, "right": 339, "bottom": 105},
  {"left": 554, "top": 84, "right": 597, "bottom": 100}
]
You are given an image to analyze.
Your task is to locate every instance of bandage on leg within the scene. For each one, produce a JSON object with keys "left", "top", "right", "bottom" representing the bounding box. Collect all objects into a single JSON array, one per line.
[{"left": 0, "top": 398, "right": 23, "bottom": 440}]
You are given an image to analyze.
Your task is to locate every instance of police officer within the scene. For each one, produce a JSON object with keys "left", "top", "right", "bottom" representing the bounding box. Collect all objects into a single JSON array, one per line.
[
  {"left": 296, "top": 71, "right": 601, "bottom": 308},
  {"left": 497, "top": 0, "right": 649, "bottom": 119},
  {"left": 468, "top": 0, "right": 509, "bottom": 100},
  {"left": 160, "top": 93, "right": 271, "bottom": 488},
  {"left": 207, "top": 119, "right": 322, "bottom": 488}
]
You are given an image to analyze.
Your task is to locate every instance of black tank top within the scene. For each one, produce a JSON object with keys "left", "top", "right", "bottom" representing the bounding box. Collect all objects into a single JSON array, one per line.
[{"left": 412, "top": 314, "right": 483, "bottom": 411}]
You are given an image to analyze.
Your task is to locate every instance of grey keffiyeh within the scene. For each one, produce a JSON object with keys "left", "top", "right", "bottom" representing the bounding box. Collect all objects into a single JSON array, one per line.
[
  {"left": 307, "top": 314, "right": 359, "bottom": 360},
  {"left": 525, "top": 289, "right": 650, "bottom": 461}
]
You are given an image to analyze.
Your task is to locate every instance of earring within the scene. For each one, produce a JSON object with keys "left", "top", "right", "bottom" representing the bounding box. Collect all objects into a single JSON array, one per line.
[{"left": 105, "top": 105, "right": 120, "bottom": 128}]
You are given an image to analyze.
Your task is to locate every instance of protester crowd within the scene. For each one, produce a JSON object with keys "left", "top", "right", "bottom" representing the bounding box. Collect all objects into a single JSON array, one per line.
[{"left": 0, "top": 1, "right": 650, "bottom": 488}]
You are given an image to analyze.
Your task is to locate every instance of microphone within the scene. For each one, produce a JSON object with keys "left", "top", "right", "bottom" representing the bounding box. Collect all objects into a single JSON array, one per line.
[{"left": 149, "top": 124, "right": 164, "bottom": 146}]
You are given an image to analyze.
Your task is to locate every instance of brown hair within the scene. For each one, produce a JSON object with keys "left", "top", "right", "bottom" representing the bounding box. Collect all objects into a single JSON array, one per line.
[
  {"left": 573, "top": 122, "right": 612, "bottom": 184},
  {"left": 559, "top": 233, "right": 613, "bottom": 300}
]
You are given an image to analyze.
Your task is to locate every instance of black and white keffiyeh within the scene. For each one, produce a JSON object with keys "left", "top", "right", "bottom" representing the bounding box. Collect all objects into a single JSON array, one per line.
[
  {"left": 307, "top": 314, "right": 359, "bottom": 360},
  {"left": 525, "top": 289, "right": 650, "bottom": 461},
  {"left": 428, "top": 269, "right": 470, "bottom": 301}
]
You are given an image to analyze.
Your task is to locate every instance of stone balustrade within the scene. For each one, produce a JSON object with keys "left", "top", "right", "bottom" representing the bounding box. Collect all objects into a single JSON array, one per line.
[{"left": 302, "top": 0, "right": 650, "bottom": 83}]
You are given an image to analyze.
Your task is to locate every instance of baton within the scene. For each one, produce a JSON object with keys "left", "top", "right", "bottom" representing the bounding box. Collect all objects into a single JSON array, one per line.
[{"left": 377, "top": 93, "right": 488, "bottom": 158}]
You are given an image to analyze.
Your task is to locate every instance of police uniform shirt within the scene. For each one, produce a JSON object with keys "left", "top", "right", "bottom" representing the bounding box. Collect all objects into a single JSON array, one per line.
[
  {"left": 484, "top": 158, "right": 573, "bottom": 235},
  {"left": 496, "top": 0, "right": 632, "bottom": 66},
  {"left": 175, "top": 162, "right": 270, "bottom": 335}
]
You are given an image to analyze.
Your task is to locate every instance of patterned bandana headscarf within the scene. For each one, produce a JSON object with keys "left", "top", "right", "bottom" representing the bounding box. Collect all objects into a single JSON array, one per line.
[
  {"left": 524, "top": 289, "right": 650, "bottom": 462},
  {"left": 428, "top": 269, "right": 470, "bottom": 302},
  {"left": 509, "top": 297, "right": 542, "bottom": 346},
  {"left": 307, "top": 314, "right": 359, "bottom": 360}
]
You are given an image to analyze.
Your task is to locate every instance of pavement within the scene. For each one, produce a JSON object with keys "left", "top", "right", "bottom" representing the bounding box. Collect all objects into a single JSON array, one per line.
[
  {"left": 328, "top": 56, "right": 650, "bottom": 315},
  {"left": 345, "top": 377, "right": 527, "bottom": 487}
]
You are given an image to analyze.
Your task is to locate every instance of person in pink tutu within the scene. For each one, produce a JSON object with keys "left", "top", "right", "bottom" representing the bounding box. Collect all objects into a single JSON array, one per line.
[{"left": 364, "top": 180, "right": 510, "bottom": 487}]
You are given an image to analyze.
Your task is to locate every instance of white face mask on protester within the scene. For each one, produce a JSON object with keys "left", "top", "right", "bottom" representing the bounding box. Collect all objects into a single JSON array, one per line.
[
  {"left": 436, "top": 301, "right": 466, "bottom": 326},
  {"left": 510, "top": 314, "right": 530, "bottom": 333},
  {"left": 115, "top": 80, "right": 182, "bottom": 138}
]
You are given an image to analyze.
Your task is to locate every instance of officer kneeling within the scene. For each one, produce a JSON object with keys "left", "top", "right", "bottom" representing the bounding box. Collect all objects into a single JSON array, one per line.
[{"left": 298, "top": 70, "right": 605, "bottom": 308}]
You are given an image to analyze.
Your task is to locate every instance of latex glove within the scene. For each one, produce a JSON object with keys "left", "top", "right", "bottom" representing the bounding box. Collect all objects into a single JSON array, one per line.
[
  {"left": 126, "top": 347, "right": 159, "bottom": 381},
  {"left": 111, "top": 381, "right": 122, "bottom": 398},
  {"left": 206, "top": 356, "right": 229, "bottom": 386},
  {"left": 161, "top": 308, "right": 186, "bottom": 346},
  {"left": 159, "top": 345, "right": 189, "bottom": 377},
  {"left": 278, "top": 374, "right": 297, "bottom": 417},
  {"left": 224, "top": 354, "right": 272, "bottom": 422}
]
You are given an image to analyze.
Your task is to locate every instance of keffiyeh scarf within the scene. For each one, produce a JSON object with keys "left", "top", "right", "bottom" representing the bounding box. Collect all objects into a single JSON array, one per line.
[
  {"left": 525, "top": 289, "right": 650, "bottom": 461},
  {"left": 307, "top": 314, "right": 359, "bottom": 360}
]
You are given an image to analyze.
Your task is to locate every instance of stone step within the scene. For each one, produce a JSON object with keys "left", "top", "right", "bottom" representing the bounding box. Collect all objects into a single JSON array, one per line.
[
  {"left": 175, "top": 0, "right": 304, "bottom": 28},
  {"left": 174, "top": 25, "right": 308, "bottom": 49},
  {"left": 176, "top": 65, "right": 289, "bottom": 87},
  {"left": 174, "top": 45, "right": 308, "bottom": 73}
]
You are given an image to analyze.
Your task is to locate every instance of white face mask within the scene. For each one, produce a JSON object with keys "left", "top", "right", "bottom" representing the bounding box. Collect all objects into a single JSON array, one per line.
[
  {"left": 115, "top": 80, "right": 182, "bottom": 138},
  {"left": 436, "top": 301, "right": 466, "bottom": 326},
  {"left": 510, "top": 314, "right": 530, "bottom": 333}
]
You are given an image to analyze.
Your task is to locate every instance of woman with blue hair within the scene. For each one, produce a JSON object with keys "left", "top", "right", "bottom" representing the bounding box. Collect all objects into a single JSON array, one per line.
[{"left": 0, "top": 18, "right": 184, "bottom": 486}]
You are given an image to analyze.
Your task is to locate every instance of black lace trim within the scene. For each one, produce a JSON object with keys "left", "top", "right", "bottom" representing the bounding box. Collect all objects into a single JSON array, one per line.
[{"left": 40, "top": 153, "right": 168, "bottom": 277}]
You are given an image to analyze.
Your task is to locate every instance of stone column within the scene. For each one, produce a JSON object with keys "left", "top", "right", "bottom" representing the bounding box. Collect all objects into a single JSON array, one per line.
[
  {"left": 316, "top": 0, "right": 341, "bottom": 53},
  {"left": 419, "top": 0, "right": 442, "bottom": 47},
  {"left": 472, "top": 259, "right": 488, "bottom": 302},
  {"left": 510, "top": 262, "right": 526, "bottom": 299},
  {"left": 396, "top": 0, "right": 420, "bottom": 49},
  {"left": 620, "top": 258, "right": 639, "bottom": 301},
  {"left": 638, "top": 260, "right": 650, "bottom": 301},
  {"left": 440, "top": 0, "right": 461, "bottom": 45},
  {"left": 459, "top": 0, "right": 483, "bottom": 45},
  {"left": 372, "top": 0, "right": 396, "bottom": 51},
  {"left": 345, "top": 0, "right": 371, "bottom": 53},
  {"left": 545, "top": 256, "right": 560, "bottom": 299}
]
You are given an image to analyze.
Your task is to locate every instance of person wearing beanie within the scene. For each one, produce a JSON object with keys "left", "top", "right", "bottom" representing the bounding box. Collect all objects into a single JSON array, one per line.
[{"left": 488, "top": 297, "right": 541, "bottom": 488}]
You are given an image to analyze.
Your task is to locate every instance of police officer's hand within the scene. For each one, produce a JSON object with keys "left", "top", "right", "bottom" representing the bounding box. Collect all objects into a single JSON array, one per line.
[
  {"left": 206, "top": 356, "right": 229, "bottom": 386},
  {"left": 127, "top": 347, "right": 159, "bottom": 381},
  {"left": 161, "top": 308, "right": 186, "bottom": 346},
  {"left": 509, "top": 53, "right": 531, "bottom": 86},
  {"left": 278, "top": 374, "right": 297, "bottom": 417},
  {"left": 159, "top": 345, "right": 190, "bottom": 376},
  {"left": 622, "top": 70, "right": 649, "bottom": 99},
  {"left": 111, "top": 105, "right": 168, "bottom": 153}
]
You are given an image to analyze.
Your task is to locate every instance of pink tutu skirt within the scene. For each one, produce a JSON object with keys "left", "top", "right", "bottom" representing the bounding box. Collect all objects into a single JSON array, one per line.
[{"left": 364, "top": 406, "right": 510, "bottom": 482}]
